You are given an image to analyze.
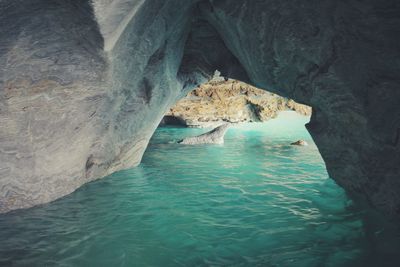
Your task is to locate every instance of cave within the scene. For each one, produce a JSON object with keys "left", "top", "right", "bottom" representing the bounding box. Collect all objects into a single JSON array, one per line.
[{"left": 1, "top": 0, "right": 400, "bottom": 265}]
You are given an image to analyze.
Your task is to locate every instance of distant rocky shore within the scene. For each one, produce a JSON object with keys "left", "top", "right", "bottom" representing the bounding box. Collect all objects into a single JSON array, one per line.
[{"left": 161, "top": 79, "right": 311, "bottom": 128}]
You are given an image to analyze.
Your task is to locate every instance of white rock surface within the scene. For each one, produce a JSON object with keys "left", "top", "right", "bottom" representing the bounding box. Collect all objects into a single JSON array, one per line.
[{"left": 178, "top": 124, "right": 230, "bottom": 145}]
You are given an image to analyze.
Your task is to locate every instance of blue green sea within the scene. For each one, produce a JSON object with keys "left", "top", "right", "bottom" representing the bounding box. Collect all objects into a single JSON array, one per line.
[{"left": 1, "top": 111, "right": 398, "bottom": 266}]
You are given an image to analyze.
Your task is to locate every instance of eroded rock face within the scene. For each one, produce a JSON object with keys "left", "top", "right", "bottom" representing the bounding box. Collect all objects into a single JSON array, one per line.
[
  {"left": 165, "top": 79, "right": 311, "bottom": 127},
  {"left": 0, "top": 0, "right": 400, "bottom": 219}
]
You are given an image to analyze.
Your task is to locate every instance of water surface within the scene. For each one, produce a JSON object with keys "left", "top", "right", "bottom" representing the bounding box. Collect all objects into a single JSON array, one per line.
[{"left": 0, "top": 112, "right": 380, "bottom": 266}]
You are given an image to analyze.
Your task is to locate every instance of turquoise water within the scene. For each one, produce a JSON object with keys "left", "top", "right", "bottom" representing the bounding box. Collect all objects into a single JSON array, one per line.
[{"left": 0, "top": 112, "right": 388, "bottom": 266}]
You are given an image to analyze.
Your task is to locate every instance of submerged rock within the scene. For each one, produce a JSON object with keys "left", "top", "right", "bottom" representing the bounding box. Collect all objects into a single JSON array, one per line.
[
  {"left": 291, "top": 140, "right": 308, "bottom": 146},
  {"left": 178, "top": 124, "right": 230, "bottom": 145}
]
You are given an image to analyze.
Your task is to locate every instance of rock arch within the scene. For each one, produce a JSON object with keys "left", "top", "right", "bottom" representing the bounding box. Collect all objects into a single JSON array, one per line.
[{"left": 0, "top": 0, "right": 399, "bottom": 218}]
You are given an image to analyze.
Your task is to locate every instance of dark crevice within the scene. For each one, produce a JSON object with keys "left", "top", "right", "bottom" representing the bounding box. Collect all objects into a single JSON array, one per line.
[{"left": 138, "top": 78, "right": 153, "bottom": 104}]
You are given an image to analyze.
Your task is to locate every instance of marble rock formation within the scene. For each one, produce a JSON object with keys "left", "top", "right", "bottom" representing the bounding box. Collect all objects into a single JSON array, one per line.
[
  {"left": 178, "top": 123, "right": 230, "bottom": 145},
  {"left": 165, "top": 79, "right": 311, "bottom": 128},
  {"left": 0, "top": 0, "right": 400, "bottom": 220}
]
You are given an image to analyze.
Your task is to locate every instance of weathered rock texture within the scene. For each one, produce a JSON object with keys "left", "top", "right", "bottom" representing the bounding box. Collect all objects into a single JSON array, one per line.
[
  {"left": 164, "top": 79, "right": 311, "bottom": 127},
  {"left": 178, "top": 123, "right": 230, "bottom": 145},
  {"left": 0, "top": 0, "right": 400, "bottom": 219}
]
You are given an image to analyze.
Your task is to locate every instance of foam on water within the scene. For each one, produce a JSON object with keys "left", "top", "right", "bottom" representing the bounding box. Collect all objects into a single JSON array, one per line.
[{"left": 0, "top": 111, "right": 395, "bottom": 266}]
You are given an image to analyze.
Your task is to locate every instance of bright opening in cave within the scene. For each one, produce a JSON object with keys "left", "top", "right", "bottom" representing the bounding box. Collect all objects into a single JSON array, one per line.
[{"left": 161, "top": 78, "right": 311, "bottom": 128}]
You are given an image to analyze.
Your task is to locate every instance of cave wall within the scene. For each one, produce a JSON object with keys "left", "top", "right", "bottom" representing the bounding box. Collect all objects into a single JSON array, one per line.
[
  {"left": 0, "top": 0, "right": 197, "bottom": 212},
  {"left": 0, "top": 0, "right": 400, "bottom": 218},
  {"left": 196, "top": 0, "right": 400, "bottom": 217}
]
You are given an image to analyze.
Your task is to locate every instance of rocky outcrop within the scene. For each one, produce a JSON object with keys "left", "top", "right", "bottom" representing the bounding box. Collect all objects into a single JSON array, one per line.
[
  {"left": 0, "top": 0, "right": 400, "bottom": 221},
  {"left": 178, "top": 124, "right": 230, "bottom": 145},
  {"left": 165, "top": 79, "right": 311, "bottom": 127}
]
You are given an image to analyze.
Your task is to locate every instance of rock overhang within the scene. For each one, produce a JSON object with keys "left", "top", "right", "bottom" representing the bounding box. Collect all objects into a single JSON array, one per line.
[{"left": 0, "top": 0, "right": 399, "bottom": 222}]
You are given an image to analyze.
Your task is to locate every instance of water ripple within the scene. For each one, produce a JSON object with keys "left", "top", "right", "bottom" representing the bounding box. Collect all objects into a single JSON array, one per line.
[{"left": 0, "top": 112, "right": 391, "bottom": 266}]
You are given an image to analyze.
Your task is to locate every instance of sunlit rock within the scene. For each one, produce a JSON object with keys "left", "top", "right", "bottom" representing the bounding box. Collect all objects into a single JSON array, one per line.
[{"left": 165, "top": 79, "right": 311, "bottom": 128}]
